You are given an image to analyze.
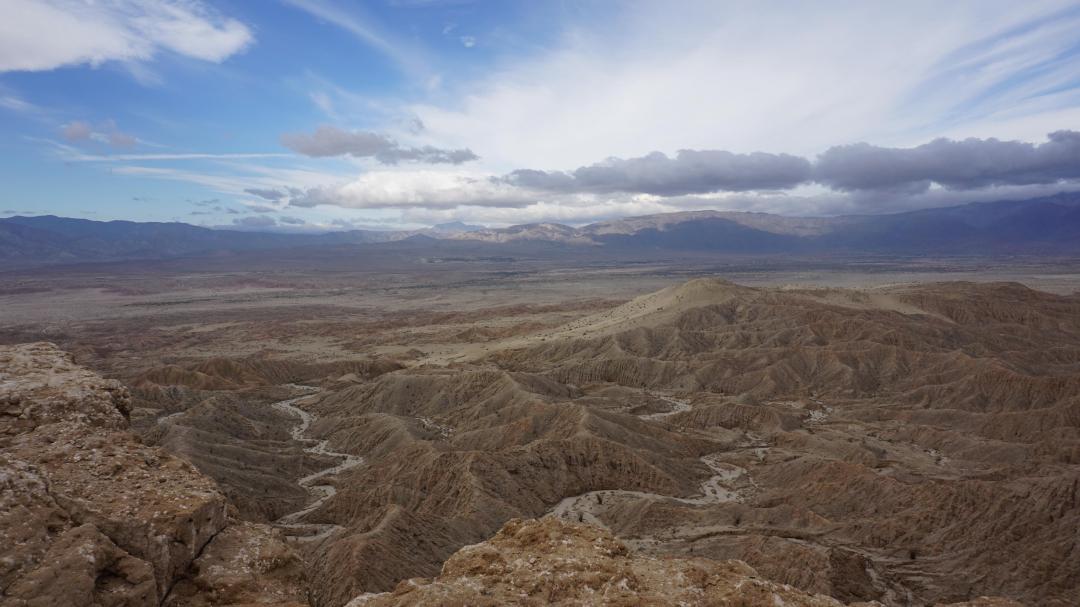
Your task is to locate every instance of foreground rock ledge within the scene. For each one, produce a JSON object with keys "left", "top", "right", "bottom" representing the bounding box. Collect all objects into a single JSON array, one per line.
[
  {"left": 0, "top": 342, "right": 305, "bottom": 607},
  {"left": 345, "top": 518, "right": 1022, "bottom": 607}
]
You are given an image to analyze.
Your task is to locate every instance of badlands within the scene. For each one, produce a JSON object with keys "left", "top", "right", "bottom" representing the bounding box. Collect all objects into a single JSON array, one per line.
[{"left": 2, "top": 263, "right": 1079, "bottom": 606}]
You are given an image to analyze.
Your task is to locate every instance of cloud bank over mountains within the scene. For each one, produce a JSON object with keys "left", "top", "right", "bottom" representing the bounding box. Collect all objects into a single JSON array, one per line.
[
  {"left": 815, "top": 131, "right": 1080, "bottom": 193},
  {"left": 275, "top": 131, "right": 1080, "bottom": 222},
  {"left": 501, "top": 150, "right": 813, "bottom": 196},
  {"left": 6, "top": 1, "right": 1080, "bottom": 230},
  {"left": 499, "top": 131, "right": 1080, "bottom": 197}
]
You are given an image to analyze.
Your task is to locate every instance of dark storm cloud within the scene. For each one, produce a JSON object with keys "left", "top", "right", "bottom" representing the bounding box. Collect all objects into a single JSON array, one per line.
[
  {"left": 815, "top": 130, "right": 1080, "bottom": 192},
  {"left": 281, "top": 125, "right": 479, "bottom": 165},
  {"left": 494, "top": 131, "right": 1080, "bottom": 198},
  {"left": 502, "top": 149, "right": 813, "bottom": 196},
  {"left": 279, "top": 131, "right": 1080, "bottom": 214},
  {"left": 385, "top": 145, "right": 480, "bottom": 164}
]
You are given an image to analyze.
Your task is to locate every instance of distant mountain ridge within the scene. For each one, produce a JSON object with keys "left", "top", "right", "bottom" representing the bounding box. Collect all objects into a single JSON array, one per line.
[
  {"left": 452, "top": 192, "right": 1080, "bottom": 253},
  {"left": 3, "top": 192, "right": 1080, "bottom": 268},
  {"left": 0, "top": 216, "right": 482, "bottom": 267},
  {"left": 0, "top": 216, "right": 388, "bottom": 267}
]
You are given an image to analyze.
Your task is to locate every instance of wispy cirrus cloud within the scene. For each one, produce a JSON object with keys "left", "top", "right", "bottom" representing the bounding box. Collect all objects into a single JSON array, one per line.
[
  {"left": 37, "top": 138, "right": 291, "bottom": 162},
  {"left": 413, "top": 1, "right": 1080, "bottom": 173},
  {"left": 0, "top": 91, "right": 42, "bottom": 114},
  {"left": 281, "top": 0, "right": 432, "bottom": 82},
  {"left": 84, "top": 152, "right": 291, "bottom": 161},
  {"left": 11, "top": 0, "right": 1080, "bottom": 231}
]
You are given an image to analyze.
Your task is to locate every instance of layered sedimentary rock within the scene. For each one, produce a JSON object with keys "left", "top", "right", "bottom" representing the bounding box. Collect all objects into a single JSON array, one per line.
[{"left": 252, "top": 280, "right": 1074, "bottom": 606}]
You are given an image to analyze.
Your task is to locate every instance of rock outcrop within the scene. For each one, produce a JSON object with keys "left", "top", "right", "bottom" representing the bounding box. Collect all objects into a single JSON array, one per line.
[
  {"left": 344, "top": 518, "right": 1022, "bottom": 607},
  {"left": 344, "top": 518, "right": 848, "bottom": 606},
  {"left": 0, "top": 343, "right": 305, "bottom": 606},
  {"left": 1, "top": 341, "right": 132, "bottom": 436}
]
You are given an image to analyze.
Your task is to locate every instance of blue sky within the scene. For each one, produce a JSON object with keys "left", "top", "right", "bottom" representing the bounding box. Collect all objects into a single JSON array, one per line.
[{"left": 3, "top": 0, "right": 1080, "bottom": 231}]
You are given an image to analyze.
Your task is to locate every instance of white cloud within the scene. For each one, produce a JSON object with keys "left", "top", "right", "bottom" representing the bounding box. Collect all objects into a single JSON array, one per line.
[
  {"left": 393, "top": 181, "right": 1080, "bottom": 228},
  {"left": 411, "top": 1, "right": 1078, "bottom": 173},
  {"left": 110, "top": 162, "right": 343, "bottom": 198},
  {"left": 20, "top": 1, "right": 1078, "bottom": 230},
  {"left": 292, "top": 169, "right": 536, "bottom": 209},
  {"left": 401, "top": 198, "right": 682, "bottom": 227},
  {"left": 38, "top": 137, "right": 290, "bottom": 162},
  {"left": 0, "top": 0, "right": 253, "bottom": 73}
]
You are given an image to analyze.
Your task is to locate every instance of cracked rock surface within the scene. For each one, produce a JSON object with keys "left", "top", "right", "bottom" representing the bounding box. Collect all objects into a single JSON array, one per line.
[
  {"left": 0, "top": 343, "right": 304, "bottom": 606},
  {"left": 345, "top": 517, "right": 1023, "bottom": 607}
]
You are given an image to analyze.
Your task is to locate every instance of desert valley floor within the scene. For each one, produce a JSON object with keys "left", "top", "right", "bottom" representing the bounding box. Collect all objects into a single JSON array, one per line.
[{"left": 2, "top": 256, "right": 1079, "bottom": 606}]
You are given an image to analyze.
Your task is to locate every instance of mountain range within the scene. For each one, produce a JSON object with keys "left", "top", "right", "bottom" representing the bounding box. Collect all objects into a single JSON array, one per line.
[{"left": 3, "top": 192, "right": 1080, "bottom": 268}]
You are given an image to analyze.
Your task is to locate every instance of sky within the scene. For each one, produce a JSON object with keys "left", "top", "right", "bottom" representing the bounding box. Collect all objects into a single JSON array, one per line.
[{"left": 2, "top": 0, "right": 1080, "bottom": 231}]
